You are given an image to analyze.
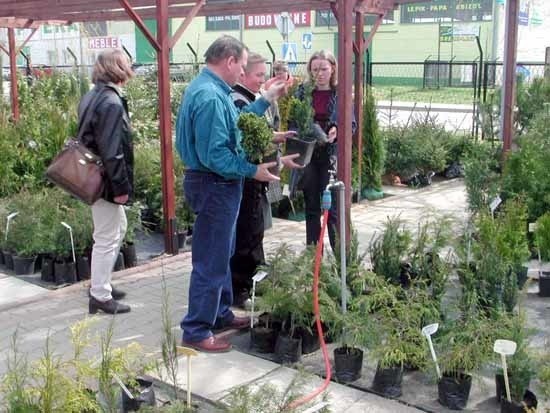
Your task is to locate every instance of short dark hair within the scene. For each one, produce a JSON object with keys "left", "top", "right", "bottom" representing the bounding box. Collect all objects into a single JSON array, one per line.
[{"left": 204, "top": 35, "right": 248, "bottom": 64}]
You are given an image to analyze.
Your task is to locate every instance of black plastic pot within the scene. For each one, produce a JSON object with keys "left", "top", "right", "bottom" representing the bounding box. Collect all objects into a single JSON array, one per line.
[
  {"left": 114, "top": 252, "right": 126, "bottom": 272},
  {"left": 263, "top": 151, "right": 280, "bottom": 176},
  {"left": 372, "top": 363, "right": 403, "bottom": 398},
  {"left": 250, "top": 327, "right": 277, "bottom": 353},
  {"left": 141, "top": 208, "right": 161, "bottom": 232},
  {"left": 54, "top": 258, "right": 77, "bottom": 285},
  {"left": 177, "top": 232, "right": 187, "bottom": 249},
  {"left": 121, "top": 377, "right": 156, "bottom": 412},
  {"left": 77, "top": 255, "right": 91, "bottom": 281},
  {"left": 121, "top": 243, "right": 138, "bottom": 268},
  {"left": 438, "top": 372, "right": 472, "bottom": 410},
  {"left": 3, "top": 249, "right": 14, "bottom": 270},
  {"left": 500, "top": 390, "right": 537, "bottom": 413},
  {"left": 41, "top": 255, "right": 55, "bottom": 282},
  {"left": 0, "top": 249, "right": 4, "bottom": 266},
  {"left": 516, "top": 266, "right": 528, "bottom": 290},
  {"left": 34, "top": 254, "right": 43, "bottom": 272},
  {"left": 539, "top": 271, "right": 550, "bottom": 297},
  {"left": 284, "top": 137, "right": 315, "bottom": 167},
  {"left": 298, "top": 327, "right": 320, "bottom": 354},
  {"left": 54, "top": 258, "right": 67, "bottom": 285},
  {"left": 334, "top": 346, "right": 363, "bottom": 383},
  {"left": 275, "top": 333, "right": 302, "bottom": 364},
  {"left": 495, "top": 373, "right": 531, "bottom": 403},
  {"left": 13, "top": 255, "right": 36, "bottom": 275},
  {"left": 64, "top": 261, "right": 77, "bottom": 284}
]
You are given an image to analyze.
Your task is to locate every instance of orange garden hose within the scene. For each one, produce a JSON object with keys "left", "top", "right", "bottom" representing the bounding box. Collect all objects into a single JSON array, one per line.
[{"left": 287, "top": 209, "right": 332, "bottom": 410}]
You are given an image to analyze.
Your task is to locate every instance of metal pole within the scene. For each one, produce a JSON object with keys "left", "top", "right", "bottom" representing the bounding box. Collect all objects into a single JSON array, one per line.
[
  {"left": 545, "top": 47, "right": 550, "bottom": 79},
  {"left": 500, "top": 0, "right": 520, "bottom": 154},
  {"left": 7, "top": 28, "right": 19, "bottom": 121},
  {"left": 338, "top": 184, "right": 347, "bottom": 313},
  {"left": 157, "top": 0, "right": 178, "bottom": 254},
  {"left": 491, "top": 0, "right": 500, "bottom": 61},
  {"left": 354, "top": 11, "right": 364, "bottom": 202}
]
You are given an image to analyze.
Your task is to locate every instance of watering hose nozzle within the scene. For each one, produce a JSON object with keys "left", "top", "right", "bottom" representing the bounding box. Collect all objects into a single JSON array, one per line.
[{"left": 321, "top": 189, "right": 332, "bottom": 211}]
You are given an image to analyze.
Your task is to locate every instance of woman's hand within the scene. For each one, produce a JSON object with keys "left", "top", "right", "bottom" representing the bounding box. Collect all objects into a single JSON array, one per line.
[
  {"left": 272, "top": 130, "right": 297, "bottom": 144},
  {"left": 327, "top": 126, "right": 337, "bottom": 143},
  {"left": 114, "top": 194, "right": 129, "bottom": 204}
]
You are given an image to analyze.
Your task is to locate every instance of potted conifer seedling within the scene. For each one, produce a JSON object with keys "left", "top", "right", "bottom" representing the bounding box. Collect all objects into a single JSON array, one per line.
[{"left": 285, "top": 82, "right": 321, "bottom": 167}]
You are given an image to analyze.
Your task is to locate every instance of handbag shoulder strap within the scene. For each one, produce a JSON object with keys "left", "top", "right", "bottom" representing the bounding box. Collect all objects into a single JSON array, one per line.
[{"left": 76, "top": 85, "right": 107, "bottom": 142}]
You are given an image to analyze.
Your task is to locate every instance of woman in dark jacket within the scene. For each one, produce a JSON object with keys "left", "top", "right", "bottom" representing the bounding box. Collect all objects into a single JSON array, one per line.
[
  {"left": 79, "top": 50, "right": 134, "bottom": 315},
  {"left": 290, "top": 50, "right": 355, "bottom": 251}
]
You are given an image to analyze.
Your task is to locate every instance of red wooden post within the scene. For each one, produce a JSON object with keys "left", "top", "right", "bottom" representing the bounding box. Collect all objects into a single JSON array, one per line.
[
  {"left": 501, "top": 0, "right": 519, "bottom": 154},
  {"left": 156, "top": 0, "right": 178, "bottom": 254},
  {"left": 7, "top": 27, "right": 19, "bottom": 121},
  {"left": 354, "top": 11, "right": 364, "bottom": 202},
  {"left": 337, "top": 0, "right": 354, "bottom": 249}
]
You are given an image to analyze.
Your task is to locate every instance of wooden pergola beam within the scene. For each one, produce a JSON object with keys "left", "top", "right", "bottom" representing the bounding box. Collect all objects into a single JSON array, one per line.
[{"left": 0, "top": 1, "right": 335, "bottom": 20}]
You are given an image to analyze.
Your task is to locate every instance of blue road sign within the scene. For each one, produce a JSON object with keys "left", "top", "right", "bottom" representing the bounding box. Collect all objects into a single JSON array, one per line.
[
  {"left": 281, "top": 42, "right": 298, "bottom": 62},
  {"left": 302, "top": 32, "right": 312, "bottom": 50}
]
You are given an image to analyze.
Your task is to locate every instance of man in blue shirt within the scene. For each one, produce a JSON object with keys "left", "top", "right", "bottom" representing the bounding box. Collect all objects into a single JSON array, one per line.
[{"left": 176, "top": 36, "right": 285, "bottom": 352}]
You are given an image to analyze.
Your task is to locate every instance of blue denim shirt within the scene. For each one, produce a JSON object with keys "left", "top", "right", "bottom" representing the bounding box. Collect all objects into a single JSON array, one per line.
[{"left": 176, "top": 67, "right": 270, "bottom": 179}]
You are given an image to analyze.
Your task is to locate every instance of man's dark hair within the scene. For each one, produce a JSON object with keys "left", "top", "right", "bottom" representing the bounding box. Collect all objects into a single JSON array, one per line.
[{"left": 204, "top": 35, "right": 248, "bottom": 64}]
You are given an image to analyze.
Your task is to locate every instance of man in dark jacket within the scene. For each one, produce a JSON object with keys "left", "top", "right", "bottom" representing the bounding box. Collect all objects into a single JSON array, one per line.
[{"left": 79, "top": 50, "right": 134, "bottom": 315}]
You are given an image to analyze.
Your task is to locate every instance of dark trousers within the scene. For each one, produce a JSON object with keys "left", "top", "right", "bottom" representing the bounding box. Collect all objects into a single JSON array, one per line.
[
  {"left": 301, "top": 149, "right": 337, "bottom": 250},
  {"left": 230, "top": 178, "right": 266, "bottom": 298},
  {"left": 180, "top": 171, "right": 243, "bottom": 342}
]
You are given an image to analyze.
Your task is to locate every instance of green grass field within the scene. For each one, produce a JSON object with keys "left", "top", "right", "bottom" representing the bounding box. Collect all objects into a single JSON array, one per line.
[{"left": 372, "top": 85, "right": 477, "bottom": 105}]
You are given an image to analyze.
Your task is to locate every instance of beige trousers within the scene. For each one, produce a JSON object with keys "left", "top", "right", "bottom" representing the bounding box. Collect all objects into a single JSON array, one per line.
[{"left": 90, "top": 199, "right": 127, "bottom": 302}]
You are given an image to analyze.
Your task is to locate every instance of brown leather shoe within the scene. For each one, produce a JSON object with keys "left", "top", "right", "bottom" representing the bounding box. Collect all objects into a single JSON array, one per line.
[
  {"left": 181, "top": 336, "right": 232, "bottom": 353},
  {"left": 213, "top": 316, "right": 251, "bottom": 333}
]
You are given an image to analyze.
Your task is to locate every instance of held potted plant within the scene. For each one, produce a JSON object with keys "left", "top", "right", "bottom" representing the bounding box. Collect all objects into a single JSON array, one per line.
[
  {"left": 238, "top": 113, "right": 279, "bottom": 175},
  {"left": 285, "top": 82, "right": 320, "bottom": 167}
]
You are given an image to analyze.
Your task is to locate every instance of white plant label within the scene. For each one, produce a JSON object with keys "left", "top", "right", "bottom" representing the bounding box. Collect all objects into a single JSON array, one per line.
[
  {"left": 490, "top": 196, "right": 502, "bottom": 214},
  {"left": 252, "top": 271, "right": 268, "bottom": 283},
  {"left": 529, "top": 222, "right": 538, "bottom": 233},
  {"left": 282, "top": 184, "right": 290, "bottom": 197}
]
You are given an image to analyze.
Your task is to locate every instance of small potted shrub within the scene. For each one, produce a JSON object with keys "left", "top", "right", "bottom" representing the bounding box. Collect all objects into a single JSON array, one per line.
[
  {"left": 436, "top": 315, "right": 496, "bottom": 410},
  {"left": 534, "top": 212, "right": 550, "bottom": 297},
  {"left": 369, "top": 216, "right": 412, "bottom": 286},
  {"left": 238, "top": 112, "right": 278, "bottom": 175},
  {"left": 285, "top": 82, "right": 319, "bottom": 166},
  {"left": 495, "top": 198, "right": 530, "bottom": 290},
  {"left": 495, "top": 312, "right": 537, "bottom": 412},
  {"left": 122, "top": 202, "right": 142, "bottom": 268}
]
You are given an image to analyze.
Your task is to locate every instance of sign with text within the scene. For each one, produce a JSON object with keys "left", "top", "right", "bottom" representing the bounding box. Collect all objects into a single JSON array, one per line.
[
  {"left": 315, "top": 10, "right": 395, "bottom": 26},
  {"left": 205, "top": 15, "right": 240, "bottom": 31},
  {"left": 518, "top": 0, "right": 529, "bottom": 26},
  {"left": 88, "top": 37, "right": 121, "bottom": 49},
  {"left": 245, "top": 11, "right": 310, "bottom": 29},
  {"left": 439, "top": 23, "right": 479, "bottom": 42},
  {"left": 401, "top": 0, "right": 493, "bottom": 23}
]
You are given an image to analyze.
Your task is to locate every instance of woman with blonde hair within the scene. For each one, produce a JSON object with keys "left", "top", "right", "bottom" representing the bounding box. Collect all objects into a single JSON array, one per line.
[
  {"left": 80, "top": 49, "right": 134, "bottom": 314},
  {"left": 290, "top": 50, "right": 355, "bottom": 250}
]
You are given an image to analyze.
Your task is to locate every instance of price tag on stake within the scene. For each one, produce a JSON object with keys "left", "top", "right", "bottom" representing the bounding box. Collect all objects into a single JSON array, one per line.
[{"left": 529, "top": 223, "right": 537, "bottom": 233}]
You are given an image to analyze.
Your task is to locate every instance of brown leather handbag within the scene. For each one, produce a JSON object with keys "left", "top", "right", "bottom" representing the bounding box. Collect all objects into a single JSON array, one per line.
[{"left": 45, "top": 89, "right": 105, "bottom": 205}]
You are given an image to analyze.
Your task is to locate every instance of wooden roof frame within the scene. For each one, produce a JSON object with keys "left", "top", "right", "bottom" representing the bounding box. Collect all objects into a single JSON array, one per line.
[{"left": 1, "top": 0, "right": 444, "bottom": 254}]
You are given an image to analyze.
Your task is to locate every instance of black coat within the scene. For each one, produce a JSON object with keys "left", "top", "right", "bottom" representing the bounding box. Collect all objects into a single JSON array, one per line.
[{"left": 78, "top": 82, "right": 134, "bottom": 204}]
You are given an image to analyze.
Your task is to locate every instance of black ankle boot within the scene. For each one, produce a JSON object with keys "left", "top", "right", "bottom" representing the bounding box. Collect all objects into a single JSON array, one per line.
[
  {"left": 89, "top": 297, "right": 131, "bottom": 315},
  {"left": 88, "top": 285, "right": 126, "bottom": 300}
]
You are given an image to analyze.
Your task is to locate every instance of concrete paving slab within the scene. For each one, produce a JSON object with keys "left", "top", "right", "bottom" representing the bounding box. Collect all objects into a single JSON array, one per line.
[
  {"left": 0, "top": 276, "right": 47, "bottom": 306},
  {"left": 167, "top": 346, "right": 280, "bottom": 400}
]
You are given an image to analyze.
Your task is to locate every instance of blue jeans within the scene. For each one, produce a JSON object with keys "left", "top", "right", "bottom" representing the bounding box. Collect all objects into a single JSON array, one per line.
[{"left": 181, "top": 171, "right": 243, "bottom": 342}]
